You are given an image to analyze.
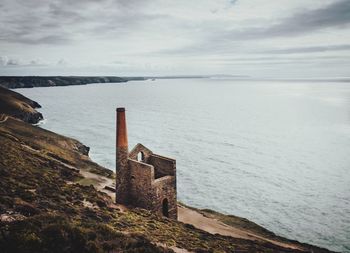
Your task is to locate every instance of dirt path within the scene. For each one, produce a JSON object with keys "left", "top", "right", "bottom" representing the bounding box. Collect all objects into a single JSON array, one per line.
[
  {"left": 79, "top": 170, "right": 115, "bottom": 199},
  {"left": 178, "top": 205, "right": 250, "bottom": 239},
  {"left": 79, "top": 170, "right": 128, "bottom": 212},
  {"left": 178, "top": 205, "right": 305, "bottom": 251}
]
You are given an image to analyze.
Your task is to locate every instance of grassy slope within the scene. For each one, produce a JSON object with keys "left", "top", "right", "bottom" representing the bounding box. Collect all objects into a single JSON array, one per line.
[
  {"left": 0, "top": 125, "right": 170, "bottom": 253},
  {"left": 0, "top": 117, "right": 112, "bottom": 178}
]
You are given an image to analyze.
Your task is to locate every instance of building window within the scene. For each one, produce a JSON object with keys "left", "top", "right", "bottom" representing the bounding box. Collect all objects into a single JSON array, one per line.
[{"left": 137, "top": 151, "right": 144, "bottom": 162}]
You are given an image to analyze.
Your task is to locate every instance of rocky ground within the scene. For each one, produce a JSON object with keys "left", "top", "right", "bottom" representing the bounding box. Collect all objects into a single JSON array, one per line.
[{"left": 0, "top": 87, "right": 337, "bottom": 253}]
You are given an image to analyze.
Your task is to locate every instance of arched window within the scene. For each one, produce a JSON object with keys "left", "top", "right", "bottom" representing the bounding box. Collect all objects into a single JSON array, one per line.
[
  {"left": 137, "top": 151, "right": 144, "bottom": 162},
  {"left": 162, "top": 198, "right": 169, "bottom": 217}
]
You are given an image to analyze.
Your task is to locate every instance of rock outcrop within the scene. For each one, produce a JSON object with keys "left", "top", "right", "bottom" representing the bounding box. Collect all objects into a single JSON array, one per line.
[{"left": 0, "top": 86, "right": 43, "bottom": 124}]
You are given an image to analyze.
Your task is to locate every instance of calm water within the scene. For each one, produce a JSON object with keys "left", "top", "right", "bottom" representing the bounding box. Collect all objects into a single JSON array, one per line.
[{"left": 18, "top": 79, "right": 350, "bottom": 252}]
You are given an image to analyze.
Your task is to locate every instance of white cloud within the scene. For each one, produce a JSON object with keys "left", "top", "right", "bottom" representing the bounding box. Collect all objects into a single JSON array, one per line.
[{"left": 0, "top": 0, "right": 349, "bottom": 77}]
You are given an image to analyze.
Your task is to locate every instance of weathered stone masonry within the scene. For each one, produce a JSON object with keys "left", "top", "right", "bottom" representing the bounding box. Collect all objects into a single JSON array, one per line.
[{"left": 115, "top": 108, "right": 177, "bottom": 219}]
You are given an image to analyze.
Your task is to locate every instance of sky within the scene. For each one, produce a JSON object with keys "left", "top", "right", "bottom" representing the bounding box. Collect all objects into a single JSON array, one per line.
[{"left": 0, "top": 0, "right": 349, "bottom": 77}]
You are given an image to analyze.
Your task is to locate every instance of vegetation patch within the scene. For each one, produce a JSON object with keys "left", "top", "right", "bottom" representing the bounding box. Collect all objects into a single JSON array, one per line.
[{"left": 0, "top": 214, "right": 171, "bottom": 253}]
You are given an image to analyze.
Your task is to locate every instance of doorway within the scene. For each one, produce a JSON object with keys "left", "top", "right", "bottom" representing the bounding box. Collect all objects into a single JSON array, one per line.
[{"left": 162, "top": 198, "right": 169, "bottom": 217}]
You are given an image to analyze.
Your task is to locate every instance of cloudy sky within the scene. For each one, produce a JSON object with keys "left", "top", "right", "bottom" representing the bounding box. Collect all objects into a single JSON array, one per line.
[{"left": 0, "top": 0, "right": 349, "bottom": 77}]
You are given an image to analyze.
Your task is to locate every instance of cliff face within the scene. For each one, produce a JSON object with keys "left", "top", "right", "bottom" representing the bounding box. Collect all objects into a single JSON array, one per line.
[
  {"left": 0, "top": 76, "right": 128, "bottom": 89},
  {"left": 0, "top": 86, "right": 43, "bottom": 124}
]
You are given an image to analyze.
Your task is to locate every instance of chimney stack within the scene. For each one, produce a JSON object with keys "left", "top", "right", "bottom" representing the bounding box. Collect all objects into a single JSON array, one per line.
[
  {"left": 116, "top": 108, "right": 128, "bottom": 149},
  {"left": 115, "top": 107, "right": 129, "bottom": 204}
]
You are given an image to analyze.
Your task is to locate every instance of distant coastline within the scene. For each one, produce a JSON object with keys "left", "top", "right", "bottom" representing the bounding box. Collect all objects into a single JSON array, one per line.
[
  {"left": 1, "top": 75, "right": 349, "bottom": 90},
  {"left": 0, "top": 75, "right": 219, "bottom": 89},
  {"left": 0, "top": 76, "right": 147, "bottom": 89},
  {"left": 0, "top": 76, "right": 123, "bottom": 89},
  {"left": 0, "top": 75, "right": 215, "bottom": 89}
]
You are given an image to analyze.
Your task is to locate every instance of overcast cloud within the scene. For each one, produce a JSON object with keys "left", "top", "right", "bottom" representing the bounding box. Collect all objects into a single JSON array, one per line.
[{"left": 0, "top": 0, "right": 349, "bottom": 77}]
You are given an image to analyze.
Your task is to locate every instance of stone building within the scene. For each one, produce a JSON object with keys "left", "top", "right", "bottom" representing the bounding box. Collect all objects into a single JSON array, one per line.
[{"left": 115, "top": 108, "right": 177, "bottom": 219}]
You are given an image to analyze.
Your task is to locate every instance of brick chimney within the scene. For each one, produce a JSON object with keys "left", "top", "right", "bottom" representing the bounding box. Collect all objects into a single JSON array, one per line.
[{"left": 115, "top": 107, "right": 129, "bottom": 204}]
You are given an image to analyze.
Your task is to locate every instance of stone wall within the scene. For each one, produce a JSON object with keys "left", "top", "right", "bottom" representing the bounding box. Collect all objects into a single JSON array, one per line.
[
  {"left": 118, "top": 143, "right": 177, "bottom": 219},
  {"left": 127, "top": 155, "right": 177, "bottom": 219},
  {"left": 149, "top": 154, "right": 176, "bottom": 179},
  {"left": 128, "top": 159, "right": 153, "bottom": 209},
  {"left": 152, "top": 176, "right": 177, "bottom": 219}
]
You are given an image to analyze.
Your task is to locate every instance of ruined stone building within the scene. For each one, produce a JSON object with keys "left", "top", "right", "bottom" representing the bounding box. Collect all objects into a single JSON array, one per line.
[{"left": 115, "top": 108, "right": 177, "bottom": 219}]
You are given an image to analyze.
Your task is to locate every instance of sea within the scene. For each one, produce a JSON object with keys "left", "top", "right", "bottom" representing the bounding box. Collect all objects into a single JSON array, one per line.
[{"left": 18, "top": 78, "right": 350, "bottom": 252}]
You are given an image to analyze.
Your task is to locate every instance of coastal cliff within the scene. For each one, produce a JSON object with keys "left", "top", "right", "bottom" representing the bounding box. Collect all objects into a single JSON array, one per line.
[
  {"left": 0, "top": 87, "right": 336, "bottom": 253},
  {"left": 0, "top": 86, "right": 43, "bottom": 124},
  {"left": 0, "top": 76, "right": 147, "bottom": 89}
]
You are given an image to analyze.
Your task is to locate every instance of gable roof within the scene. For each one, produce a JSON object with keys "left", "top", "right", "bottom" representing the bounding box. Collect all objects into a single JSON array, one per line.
[{"left": 129, "top": 143, "right": 153, "bottom": 158}]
